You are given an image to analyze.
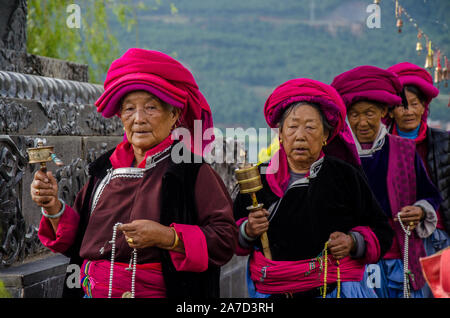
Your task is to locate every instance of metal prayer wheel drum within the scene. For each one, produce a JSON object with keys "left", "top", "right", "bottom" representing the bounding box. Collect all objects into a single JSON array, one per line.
[
  {"left": 27, "top": 142, "right": 54, "bottom": 166},
  {"left": 235, "top": 165, "right": 263, "bottom": 194},
  {"left": 27, "top": 141, "right": 64, "bottom": 172}
]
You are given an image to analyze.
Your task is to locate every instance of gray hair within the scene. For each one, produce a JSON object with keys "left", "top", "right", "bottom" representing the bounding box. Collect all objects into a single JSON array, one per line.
[{"left": 278, "top": 102, "right": 333, "bottom": 137}]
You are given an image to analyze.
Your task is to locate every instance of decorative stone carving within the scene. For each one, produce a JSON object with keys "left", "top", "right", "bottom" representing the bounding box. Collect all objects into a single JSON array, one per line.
[
  {"left": 0, "top": 71, "right": 103, "bottom": 104},
  {"left": 0, "top": 96, "right": 32, "bottom": 133},
  {"left": 0, "top": 0, "right": 27, "bottom": 52},
  {"left": 86, "top": 112, "right": 123, "bottom": 136},
  {"left": 0, "top": 135, "right": 44, "bottom": 266},
  {"left": 38, "top": 101, "right": 83, "bottom": 136}
]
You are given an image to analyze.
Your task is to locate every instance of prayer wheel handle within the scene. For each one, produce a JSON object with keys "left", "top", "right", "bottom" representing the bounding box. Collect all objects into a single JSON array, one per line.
[{"left": 235, "top": 164, "right": 272, "bottom": 260}]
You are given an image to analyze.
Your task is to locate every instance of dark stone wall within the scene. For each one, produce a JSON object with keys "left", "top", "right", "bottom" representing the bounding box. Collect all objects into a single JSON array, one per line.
[{"left": 0, "top": 0, "right": 27, "bottom": 52}]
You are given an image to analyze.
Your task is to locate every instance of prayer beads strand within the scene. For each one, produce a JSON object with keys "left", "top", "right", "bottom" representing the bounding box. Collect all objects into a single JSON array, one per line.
[
  {"left": 108, "top": 222, "right": 121, "bottom": 298},
  {"left": 322, "top": 241, "right": 341, "bottom": 298},
  {"left": 108, "top": 222, "right": 137, "bottom": 298},
  {"left": 397, "top": 213, "right": 411, "bottom": 298}
]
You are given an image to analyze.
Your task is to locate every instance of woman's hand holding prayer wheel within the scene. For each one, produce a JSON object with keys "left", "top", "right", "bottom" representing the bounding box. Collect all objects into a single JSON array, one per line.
[
  {"left": 31, "top": 170, "right": 61, "bottom": 232},
  {"left": 118, "top": 220, "right": 185, "bottom": 253},
  {"left": 245, "top": 208, "right": 270, "bottom": 239},
  {"left": 31, "top": 170, "right": 60, "bottom": 212},
  {"left": 327, "top": 231, "right": 355, "bottom": 260}
]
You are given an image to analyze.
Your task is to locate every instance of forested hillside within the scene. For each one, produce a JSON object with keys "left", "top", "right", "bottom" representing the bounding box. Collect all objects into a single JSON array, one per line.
[{"left": 111, "top": 0, "right": 450, "bottom": 128}]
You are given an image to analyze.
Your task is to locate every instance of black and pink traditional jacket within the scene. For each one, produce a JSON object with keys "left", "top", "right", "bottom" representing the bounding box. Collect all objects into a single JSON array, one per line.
[{"left": 38, "top": 138, "right": 238, "bottom": 298}]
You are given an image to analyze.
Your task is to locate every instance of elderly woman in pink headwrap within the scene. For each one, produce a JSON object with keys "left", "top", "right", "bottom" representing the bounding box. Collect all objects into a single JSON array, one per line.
[
  {"left": 29, "top": 48, "right": 238, "bottom": 298},
  {"left": 331, "top": 65, "right": 442, "bottom": 298},
  {"left": 233, "top": 78, "right": 393, "bottom": 298},
  {"left": 387, "top": 62, "right": 450, "bottom": 297}
]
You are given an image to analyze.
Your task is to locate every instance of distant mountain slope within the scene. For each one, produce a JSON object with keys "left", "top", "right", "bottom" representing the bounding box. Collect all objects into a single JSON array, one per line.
[{"left": 111, "top": 0, "right": 449, "bottom": 127}]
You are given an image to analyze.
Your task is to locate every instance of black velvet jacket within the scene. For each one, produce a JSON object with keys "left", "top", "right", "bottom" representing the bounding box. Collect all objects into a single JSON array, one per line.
[
  {"left": 426, "top": 127, "right": 450, "bottom": 234},
  {"left": 233, "top": 155, "right": 393, "bottom": 261}
]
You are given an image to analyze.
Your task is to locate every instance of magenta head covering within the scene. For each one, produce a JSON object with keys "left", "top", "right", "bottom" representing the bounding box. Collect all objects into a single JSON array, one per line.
[
  {"left": 331, "top": 65, "right": 403, "bottom": 109},
  {"left": 387, "top": 62, "right": 439, "bottom": 122},
  {"left": 95, "top": 48, "right": 214, "bottom": 152},
  {"left": 263, "top": 78, "right": 360, "bottom": 197}
]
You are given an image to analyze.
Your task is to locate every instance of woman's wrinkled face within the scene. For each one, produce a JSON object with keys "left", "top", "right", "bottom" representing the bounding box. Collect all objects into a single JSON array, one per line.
[
  {"left": 280, "top": 105, "right": 329, "bottom": 172},
  {"left": 120, "top": 91, "right": 179, "bottom": 152},
  {"left": 390, "top": 90, "right": 425, "bottom": 132},
  {"left": 347, "top": 101, "right": 387, "bottom": 143}
]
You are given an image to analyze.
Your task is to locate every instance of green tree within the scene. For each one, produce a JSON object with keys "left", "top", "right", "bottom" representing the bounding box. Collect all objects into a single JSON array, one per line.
[
  {"left": 0, "top": 281, "right": 10, "bottom": 298},
  {"left": 26, "top": 0, "right": 174, "bottom": 83}
]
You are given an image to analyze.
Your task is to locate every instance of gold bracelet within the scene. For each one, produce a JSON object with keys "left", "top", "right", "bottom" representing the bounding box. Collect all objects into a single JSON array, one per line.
[{"left": 168, "top": 227, "right": 179, "bottom": 250}]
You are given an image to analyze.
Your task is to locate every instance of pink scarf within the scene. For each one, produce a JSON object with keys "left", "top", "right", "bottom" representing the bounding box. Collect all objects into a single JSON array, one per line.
[
  {"left": 391, "top": 120, "right": 428, "bottom": 144},
  {"left": 387, "top": 62, "right": 439, "bottom": 126},
  {"left": 386, "top": 134, "right": 426, "bottom": 290},
  {"left": 109, "top": 134, "right": 174, "bottom": 169},
  {"left": 95, "top": 48, "right": 214, "bottom": 154},
  {"left": 331, "top": 65, "right": 403, "bottom": 109}
]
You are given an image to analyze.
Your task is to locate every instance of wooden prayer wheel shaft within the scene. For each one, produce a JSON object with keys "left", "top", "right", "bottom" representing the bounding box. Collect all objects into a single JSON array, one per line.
[{"left": 235, "top": 165, "right": 272, "bottom": 260}]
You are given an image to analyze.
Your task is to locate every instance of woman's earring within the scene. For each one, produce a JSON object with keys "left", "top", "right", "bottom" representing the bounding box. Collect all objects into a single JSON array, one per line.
[
  {"left": 279, "top": 139, "right": 283, "bottom": 144},
  {"left": 322, "top": 140, "right": 327, "bottom": 146}
]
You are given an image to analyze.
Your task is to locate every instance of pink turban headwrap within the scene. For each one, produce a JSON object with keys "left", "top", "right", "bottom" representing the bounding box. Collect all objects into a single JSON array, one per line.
[
  {"left": 95, "top": 48, "right": 214, "bottom": 152},
  {"left": 387, "top": 62, "right": 439, "bottom": 122},
  {"left": 331, "top": 65, "right": 403, "bottom": 109},
  {"left": 263, "top": 78, "right": 360, "bottom": 197}
]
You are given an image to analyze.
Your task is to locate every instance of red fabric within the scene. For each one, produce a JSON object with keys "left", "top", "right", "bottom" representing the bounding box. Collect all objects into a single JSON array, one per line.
[
  {"left": 169, "top": 223, "right": 209, "bottom": 272},
  {"left": 351, "top": 226, "right": 381, "bottom": 264},
  {"left": 95, "top": 48, "right": 214, "bottom": 154},
  {"left": 391, "top": 120, "right": 428, "bottom": 144},
  {"left": 420, "top": 247, "right": 450, "bottom": 298},
  {"left": 80, "top": 259, "right": 166, "bottom": 298},
  {"left": 249, "top": 250, "right": 365, "bottom": 294},
  {"left": 109, "top": 134, "right": 174, "bottom": 169},
  {"left": 38, "top": 205, "right": 80, "bottom": 254},
  {"left": 387, "top": 62, "right": 440, "bottom": 124},
  {"left": 241, "top": 225, "right": 379, "bottom": 295},
  {"left": 263, "top": 78, "right": 360, "bottom": 197}
]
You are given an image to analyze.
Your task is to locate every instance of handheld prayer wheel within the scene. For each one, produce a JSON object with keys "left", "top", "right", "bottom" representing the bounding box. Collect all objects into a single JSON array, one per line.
[
  {"left": 235, "top": 164, "right": 272, "bottom": 260},
  {"left": 27, "top": 141, "right": 64, "bottom": 172}
]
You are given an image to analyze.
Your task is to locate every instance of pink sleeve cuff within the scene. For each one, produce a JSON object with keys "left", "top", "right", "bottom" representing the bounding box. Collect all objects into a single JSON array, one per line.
[
  {"left": 38, "top": 205, "right": 80, "bottom": 254},
  {"left": 169, "top": 223, "right": 208, "bottom": 272},
  {"left": 351, "top": 226, "right": 381, "bottom": 264}
]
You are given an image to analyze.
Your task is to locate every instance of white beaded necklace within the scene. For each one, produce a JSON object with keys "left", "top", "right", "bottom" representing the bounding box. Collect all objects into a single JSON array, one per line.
[
  {"left": 108, "top": 222, "right": 137, "bottom": 298},
  {"left": 397, "top": 213, "right": 411, "bottom": 298}
]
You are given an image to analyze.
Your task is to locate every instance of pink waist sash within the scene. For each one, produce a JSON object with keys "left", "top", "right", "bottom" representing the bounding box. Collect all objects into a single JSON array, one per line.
[
  {"left": 81, "top": 259, "right": 166, "bottom": 298},
  {"left": 249, "top": 250, "right": 366, "bottom": 294}
]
